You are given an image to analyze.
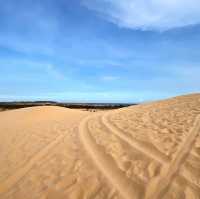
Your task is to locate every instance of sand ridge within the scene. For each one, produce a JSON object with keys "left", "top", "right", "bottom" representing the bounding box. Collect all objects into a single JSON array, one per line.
[
  {"left": 79, "top": 94, "right": 200, "bottom": 198},
  {"left": 0, "top": 94, "right": 200, "bottom": 199}
]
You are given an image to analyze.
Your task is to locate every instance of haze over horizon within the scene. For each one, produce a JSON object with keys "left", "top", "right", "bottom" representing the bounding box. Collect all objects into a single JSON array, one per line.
[{"left": 0, "top": 0, "right": 200, "bottom": 102}]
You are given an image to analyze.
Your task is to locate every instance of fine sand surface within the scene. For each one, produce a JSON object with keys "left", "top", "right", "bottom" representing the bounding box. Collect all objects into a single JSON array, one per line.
[{"left": 0, "top": 94, "right": 200, "bottom": 199}]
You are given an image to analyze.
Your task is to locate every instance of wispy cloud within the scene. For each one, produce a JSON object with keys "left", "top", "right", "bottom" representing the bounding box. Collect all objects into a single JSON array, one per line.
[
  {"left": 101, "top": 75, "right": 119, "bottom": 81},
  {"left": 45, "top": 64, "right": 65, "bottom": 80},
  {"left": 77, "top": 59, "right": 124, "bottom": 67},
  {"left": 0, "top": 58, "right": 65, "bottom": 80},
  {"left": 0, "top": 0, "right": 59, "bottom": 55},
  {"left": 0, "top": 91, "right": 172, "bottom": 103},
  {"left": 83, "top": 0, "right": 200, "bottom": 31}
]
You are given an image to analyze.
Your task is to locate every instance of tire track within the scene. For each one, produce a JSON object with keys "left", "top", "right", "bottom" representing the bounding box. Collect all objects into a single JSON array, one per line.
[
  {"left": 103, "top": 111, "right": 200, "bottom": 198},
  {"left": 145, "top": 114, "right": 200, "bottom": 199},
  {"left": 102, "top": 112, "right": 169, "bottom": 165},
  {"left": 79, "top": 114, "right": 144, "bottom": 199}
]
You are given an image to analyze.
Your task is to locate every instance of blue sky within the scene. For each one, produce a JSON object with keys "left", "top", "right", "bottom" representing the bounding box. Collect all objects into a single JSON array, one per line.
[{"left": 0, "top": 0, "right": 200, "bottom": 102}]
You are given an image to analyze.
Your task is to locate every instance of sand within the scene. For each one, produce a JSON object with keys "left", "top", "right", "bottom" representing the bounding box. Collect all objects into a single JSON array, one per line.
[{"left": 0, "top": 94, "right": 200, "bottom": 199}]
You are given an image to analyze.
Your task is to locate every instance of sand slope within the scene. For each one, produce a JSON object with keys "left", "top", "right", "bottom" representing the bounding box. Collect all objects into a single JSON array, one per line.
[
  {"left": 0, "top": 94, "right": 200, "bottom": 199},
  {"left": 0, "top": 107, "right": 116, "bottom": 199}
]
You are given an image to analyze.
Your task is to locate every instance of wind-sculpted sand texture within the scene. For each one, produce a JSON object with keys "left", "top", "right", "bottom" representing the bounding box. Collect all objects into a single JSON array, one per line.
[
  {"left": 0, "top": 107, "right": 119, "bottom": 199},
  {"left": 0, "top": 94, "right": 200, "bottom": 199},
  {"left": 102, "top": 94, "right": 200, "bottom": 198}
]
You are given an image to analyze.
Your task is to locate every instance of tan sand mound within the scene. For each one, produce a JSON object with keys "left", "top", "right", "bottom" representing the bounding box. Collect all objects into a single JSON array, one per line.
[{"left": 0, "top": 94, "right": 200, "bottom": 199}]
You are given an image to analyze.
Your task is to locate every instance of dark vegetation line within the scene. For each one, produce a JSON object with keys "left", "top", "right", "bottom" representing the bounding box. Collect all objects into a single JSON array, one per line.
[{"left": 0, "top": 101, "right": 137, "bottom": 111}]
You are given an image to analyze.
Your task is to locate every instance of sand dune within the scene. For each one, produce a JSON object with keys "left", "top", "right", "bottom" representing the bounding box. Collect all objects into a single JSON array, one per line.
[{"left": 0, "top": 94, "right": 200, "bottom": 199}]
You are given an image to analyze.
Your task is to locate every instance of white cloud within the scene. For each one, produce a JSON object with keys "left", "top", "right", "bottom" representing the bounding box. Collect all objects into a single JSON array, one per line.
[{"left": 83, "top": 0, "right": 200, "bottom": 31}]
